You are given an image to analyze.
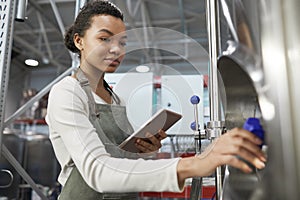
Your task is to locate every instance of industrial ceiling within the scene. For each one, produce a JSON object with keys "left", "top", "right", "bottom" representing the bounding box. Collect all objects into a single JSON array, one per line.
[{"left": 11, "top": 0, "right": 210, "bottom": 78}]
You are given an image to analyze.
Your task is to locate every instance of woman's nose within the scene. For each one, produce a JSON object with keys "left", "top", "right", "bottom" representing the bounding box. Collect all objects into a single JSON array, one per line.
[{"left": 109, "top": 41, "right": 123, "bottom": 55}]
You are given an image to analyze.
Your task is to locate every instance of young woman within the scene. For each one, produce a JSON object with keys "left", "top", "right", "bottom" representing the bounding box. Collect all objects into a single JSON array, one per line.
[{"left": 46, "top": 1, "right": 266, "bottom": 199}]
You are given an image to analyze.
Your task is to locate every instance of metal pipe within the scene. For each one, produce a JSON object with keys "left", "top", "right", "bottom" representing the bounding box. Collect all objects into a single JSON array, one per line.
[
  {"left": 15, "top": 0, "right": 28, "bottom": 22},
  {"left": 206, "top": 0, "right": 223, "bottom": 199},
  {"left": 49, "top": 0, "right": 66, "bottom": 37},
  {"left": 190, "top": 95, "right": 202, "bottom": 200},
  {"left": 49, "top": 0, "right": 79, "bottom": 66},
  {"left": 141, "top": 1, "right": 149, "bottom": 48},
  {"left": 132, "top": 0, "right": 142, "bottom": 17},
  {"left": 75, "top": 0, "right": 87, "bottom": 17},
  {"left": 220, "top": 0, "right": 239, "bottom": 42},
  {"left": 207, "top": 0, "right": 220, "bottom": 121},
  {"left": 36, "top": 12, "right": 53, "bottom": 59}
]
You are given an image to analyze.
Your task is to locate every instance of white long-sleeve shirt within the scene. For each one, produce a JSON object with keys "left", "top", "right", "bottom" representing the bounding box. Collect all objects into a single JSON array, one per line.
[{"left": 46, "top": 76, "right": 182, "bottom": 193}]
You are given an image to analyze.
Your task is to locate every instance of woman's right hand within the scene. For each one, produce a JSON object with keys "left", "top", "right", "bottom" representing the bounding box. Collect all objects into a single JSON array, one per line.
[
  {"left": 176, "top": 128, "right": 266, "bottom": 188},
  {"left": 198, "top": 127, "right": 266, "bottom": 174}
]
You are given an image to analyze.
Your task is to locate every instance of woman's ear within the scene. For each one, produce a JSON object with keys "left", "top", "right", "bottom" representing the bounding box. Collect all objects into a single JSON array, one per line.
[{"left": 74, "top": 33, "right": 83, "bottom": 51}]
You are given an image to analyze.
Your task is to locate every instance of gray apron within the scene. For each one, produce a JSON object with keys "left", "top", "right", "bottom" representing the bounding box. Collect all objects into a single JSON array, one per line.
[{"left": 59, "top": 69, "right": 139, "bottom": 200}]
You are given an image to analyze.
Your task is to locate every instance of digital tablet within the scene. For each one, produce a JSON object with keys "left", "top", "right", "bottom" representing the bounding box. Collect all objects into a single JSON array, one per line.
[{"left": 119, "top": 109, "right": 182, "bottom": 153}]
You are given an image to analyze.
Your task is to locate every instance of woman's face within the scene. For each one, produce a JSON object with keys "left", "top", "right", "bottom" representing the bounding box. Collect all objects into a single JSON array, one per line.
[{"left": 75, "top": 15, "right": 127, "bottom": 73}]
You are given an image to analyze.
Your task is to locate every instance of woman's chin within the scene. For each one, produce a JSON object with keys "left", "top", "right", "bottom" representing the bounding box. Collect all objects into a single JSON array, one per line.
[{"left": 103, "top": 66, "right": 118, "bottom": 73}]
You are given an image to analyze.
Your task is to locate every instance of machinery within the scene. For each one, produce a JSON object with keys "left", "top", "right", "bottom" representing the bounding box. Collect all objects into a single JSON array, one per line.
[{"left": 203, "top": 0, "right": 300, "bottom": 199}]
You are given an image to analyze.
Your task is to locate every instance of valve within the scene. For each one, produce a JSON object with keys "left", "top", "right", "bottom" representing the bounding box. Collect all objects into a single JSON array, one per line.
[{"left": 243, "top": 118, "right": 265, "bottom": 148}]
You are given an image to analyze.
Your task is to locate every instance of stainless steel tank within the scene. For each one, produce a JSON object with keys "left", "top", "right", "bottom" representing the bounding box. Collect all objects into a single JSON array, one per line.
[{"left": 217, "top": 0, "right": 300, "bottom": 199}]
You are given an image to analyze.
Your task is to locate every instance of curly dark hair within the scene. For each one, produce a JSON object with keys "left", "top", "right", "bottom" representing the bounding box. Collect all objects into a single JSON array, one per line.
[{"left": 64, "top": 0, "right": 124, "bottom": 55}]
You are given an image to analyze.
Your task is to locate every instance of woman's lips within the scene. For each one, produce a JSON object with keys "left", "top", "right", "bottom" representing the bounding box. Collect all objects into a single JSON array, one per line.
[{"left": 104, "top": 58, "right": 120, "bottom": 66}]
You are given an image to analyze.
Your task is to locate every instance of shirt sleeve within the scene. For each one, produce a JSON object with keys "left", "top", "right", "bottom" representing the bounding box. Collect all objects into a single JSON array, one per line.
[{"left": 46, "top": 77, "right": 183, "bottom": 193}]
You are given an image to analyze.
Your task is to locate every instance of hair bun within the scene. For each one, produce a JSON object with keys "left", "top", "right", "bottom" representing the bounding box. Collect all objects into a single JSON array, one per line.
[{"left": 64, "top": 25, "right": 80, "bottom": 53}]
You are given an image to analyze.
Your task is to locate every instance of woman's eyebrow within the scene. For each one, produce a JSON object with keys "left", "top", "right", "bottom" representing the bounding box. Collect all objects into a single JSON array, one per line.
[
  {"left": 98, "top": 29, "right": 114, "bottom": 35},
  {"left": 97, "top": 29, "right": 127, "bottom": 39}
]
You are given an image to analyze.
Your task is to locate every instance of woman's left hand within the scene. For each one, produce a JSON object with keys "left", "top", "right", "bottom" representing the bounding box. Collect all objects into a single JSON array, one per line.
[{"left": 135, "top": 129, "right": 167, "bottom": 153}]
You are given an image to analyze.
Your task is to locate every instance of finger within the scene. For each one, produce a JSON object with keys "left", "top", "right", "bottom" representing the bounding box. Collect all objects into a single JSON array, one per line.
[
  {"left": 228, "top": 128, "right": 263, "bottom": 145},
  {"left": 135, "top": 141, "right": 150, "bottom": 153},
  {"left": 197, "top": 143, "right": 254, "bottom": 173},
  {"left": 145, "top": 132, "right": 161, "bottom": 148},
  {"left": 135, "top": 138, "right": 158, "bottom": 152},
  {"left": 221, "top": 155, "right": 253, "bottom": 173},
  {"left": 136, "top": 142, "right": 158, "bottom": 153},
  {"left": 230, "top": 137, "right": 266, "bottom": 162},
  {"left": 135, "top": 139, "right": 151, "bottom": 153},
  {"left": 157, "top": 130, "right": 167, "bottom": 140},
  {"left": 214, "top": 134, "right": 266, "bottom": 169},
  {"left": 221, "top": 136, "right": 266, "bottom": 169},
  {"left": 234, "top": 147, "right": 265, "bottom": 169}
]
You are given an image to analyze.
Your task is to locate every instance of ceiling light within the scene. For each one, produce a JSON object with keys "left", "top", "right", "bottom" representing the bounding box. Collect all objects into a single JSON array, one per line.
[
  {"left": 25, "top": 58, "right": 39, "bottom": 67},
  {"left": 136, "top": 65, "right": 150, "bottom": 73}
]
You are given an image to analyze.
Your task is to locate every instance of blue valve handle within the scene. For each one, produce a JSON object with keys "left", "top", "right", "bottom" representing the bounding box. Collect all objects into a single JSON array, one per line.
[
  {"left": 243, "top": 118, "right": 265, "bottom": 148},
  {"left": 190, "top": 95, "right": 200, "bottom": 105},
  {"left": 190, "top": 121, "right": 200, "bottom": 131}
]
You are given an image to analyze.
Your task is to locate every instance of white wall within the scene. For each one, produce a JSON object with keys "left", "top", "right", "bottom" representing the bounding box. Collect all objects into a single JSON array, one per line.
[
  {"left": 106, "top": 73, "right": 204, "bottom": 135},
  {"left": 161, "top": 75, "right": 204, "bottom": 135}
]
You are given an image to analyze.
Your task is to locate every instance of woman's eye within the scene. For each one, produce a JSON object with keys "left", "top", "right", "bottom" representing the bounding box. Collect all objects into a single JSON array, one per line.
[
  {"left": 120, "top": 41, "right": 127, "bottom": 47},
  {"left": 100, "top": 37, "right": 111, "bottom": 42}
]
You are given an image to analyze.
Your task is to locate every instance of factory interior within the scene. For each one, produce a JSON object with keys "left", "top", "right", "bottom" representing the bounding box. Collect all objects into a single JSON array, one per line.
[{"left": 1, "top": 0, "right": 300, "bottom": 199}]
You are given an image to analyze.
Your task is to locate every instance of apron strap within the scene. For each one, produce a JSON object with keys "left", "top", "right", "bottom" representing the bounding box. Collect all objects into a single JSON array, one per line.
[
  {"left": 103, "top": 79, "right": 121, "bottom": 105},
  {"left": 75, "top": 68, "right": 100, "bottom": 121},
  {"left": 75, "top": 68, "right": 121, "bottom": 118}
]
